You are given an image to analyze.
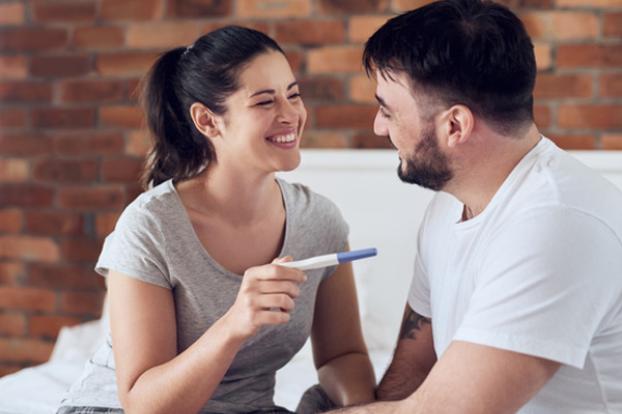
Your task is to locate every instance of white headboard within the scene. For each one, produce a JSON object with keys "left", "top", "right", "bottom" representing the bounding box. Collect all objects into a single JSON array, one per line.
[{"left": 279, "top": 149, "right": 622, "bottom": 350}]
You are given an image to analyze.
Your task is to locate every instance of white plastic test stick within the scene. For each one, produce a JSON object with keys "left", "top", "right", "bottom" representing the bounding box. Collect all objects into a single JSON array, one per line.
[{"left": 277, "top": 248, "right": 377, "bottom": 271}]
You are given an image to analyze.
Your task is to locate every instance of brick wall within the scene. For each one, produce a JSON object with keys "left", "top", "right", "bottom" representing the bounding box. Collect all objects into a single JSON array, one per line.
[{"left": 0, "top": 0, "right": 621, "bottom": 375}]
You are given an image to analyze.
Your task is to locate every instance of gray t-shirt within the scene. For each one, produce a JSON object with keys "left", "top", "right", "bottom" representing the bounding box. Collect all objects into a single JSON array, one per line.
[{"left": 60, "top": 178, "right": 349, "bottom": 413}]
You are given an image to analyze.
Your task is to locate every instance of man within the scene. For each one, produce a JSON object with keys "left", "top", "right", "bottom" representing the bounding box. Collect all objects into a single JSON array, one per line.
[{"left": 333, "top": 0, "right": 622, "bottom": 412}]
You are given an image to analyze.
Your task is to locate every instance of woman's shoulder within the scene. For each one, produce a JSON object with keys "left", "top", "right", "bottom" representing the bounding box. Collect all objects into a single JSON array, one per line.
[{"left": 118, "top": 179, "right": 179, "bottom": 229}]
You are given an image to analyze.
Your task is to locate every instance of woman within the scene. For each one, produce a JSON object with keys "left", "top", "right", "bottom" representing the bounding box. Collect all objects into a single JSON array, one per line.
[{"left": 57, "top": 26, "right": 375, "bottom": 414}]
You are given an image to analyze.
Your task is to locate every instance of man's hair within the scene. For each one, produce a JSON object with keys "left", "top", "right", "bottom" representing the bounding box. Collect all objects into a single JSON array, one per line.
[{"left": 363, "top": 0, "right": 536, "bottom": 135}]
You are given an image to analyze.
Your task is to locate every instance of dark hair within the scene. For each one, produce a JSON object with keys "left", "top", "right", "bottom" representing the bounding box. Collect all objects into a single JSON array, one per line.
[
  {"left": 141, "top": 26, "right": 284, "bottom": 188},
  {"left": 363, "top": 0, "right": 536, "bottom": 134}
]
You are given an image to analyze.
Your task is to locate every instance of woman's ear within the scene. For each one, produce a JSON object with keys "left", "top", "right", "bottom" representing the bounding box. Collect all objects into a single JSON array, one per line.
[
  {"left": 439, "top": 105, "right": 474, "bottom": 148},
  {"left": 190, "top": 102, "right": 222, "bottom": 139}
]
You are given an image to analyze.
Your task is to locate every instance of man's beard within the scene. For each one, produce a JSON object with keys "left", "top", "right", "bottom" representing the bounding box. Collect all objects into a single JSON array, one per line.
[{"left": 397, "top": 126, "right": 453, "bottom": 191}]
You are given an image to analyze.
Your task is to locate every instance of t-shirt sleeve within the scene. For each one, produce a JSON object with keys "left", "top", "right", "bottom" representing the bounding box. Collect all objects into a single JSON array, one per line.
[
  {"left": 95, "top": 200, "right": 171, "bottom": 289},
  {"left": 454, "top": 207, "right": 622, "bottom": 369}
]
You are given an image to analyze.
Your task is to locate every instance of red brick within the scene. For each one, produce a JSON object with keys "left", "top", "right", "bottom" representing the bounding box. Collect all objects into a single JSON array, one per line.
[
  {"left": 557, "top": 44, "right": 622, "bottom": 68},
  {"left": 0, "top": 287, "right": 56, "bottom": 312},
  {"left": 126, "top": 22, "right": 201, "bottom": 48},
  {"left": 600, "top": 74, "right": 622, "bottom": 97},
  {"left": 0, "top": 108, "right": 28, "bottom": 128},
  {"left": 0, "top": 209, "right": 23, "bottom": 233},
  {"left": 0, "top": 262, "right": 23, "bottom": 285},
  {"left": 0, "top": 28, "right": 68, "bottom": 52},
  {"left": 318, "top": 0, "right": 389, "bottom": 14},
  {"left": 0, "top": 313, "right": 26, "bottom": 336},
  {"left": 73, "top": 26, "right": 125, "bottom": 49},
  {"left": 534, "top": 42, "right": 552, "bottom": 71},
  {"left": 31, "top": 0, "right": 96, "bottom": 22},
  {"left": 308, "top": 46, "right": 363, "bottom": 74},
  {"left": 100, "top": 0, "right": 164, "bottom": 20},
  {"left": 60, "top": 238, "right": 102, "bottom": 263},
  {"left": 27, "top": 263, "right": 104, "bottom": 290},
  {"left": 521, "top": 12, "right": 599, "bottom": 40},
  {"left": 391, "top": 0, "right": 435, "bottom": 11},
  {"left": 0, "top": 133, "right": 53, "bottom": 156},
  {"left": 167, "top": 0, "right": 232, "bottom": 17},
  {"left": 58, "top": 186, "right": 125, "bottom": 209},
  {"left": 125, "top": 184, "right": 144, "bottom": 203},
  {"left": 0, "top": 56, "right": 28, "bottom": 80},
  {"left": 534, "top": 74, "right": 593, "bottom": 99},
  {"left": 558, "top": 105, "right": 622, "bottom": 129},
  {"left": 274, "top": 20, "right": 345, "bottom": 45},
  {"left": 24, "top": 212, "right": 84, "bottom": 236},
  {"left": 350, "top": 74, "right": 376, "bottom": 103},
  {"left": 95, "top": 212, "right": 120, "bottom": 237},
  {"left": 352, "top": 132, "right": 394, "bottom": 149},
  {"left": 100, "top": 105, "right": 143, "bottom": 128},
  {"left": 33, "top": 157, "right": 99, "bottom": 183},
  {"left": 0, "top": 2, "right": 25, "bottom": 25},
  {"left": 30, "top": 55, "right": 92, "bottom": 78},
  {"left": 0, "top": 81, "right": 52, "bottom": 103},
  {"left": 557, "top": 0, "right": 622, "bottom": 7},
  {"left": 0, "top": 236, "right": 60, "bottom": 263},
  {"left": 96, "top": 52, "right": 160, "bottom": 77},
  {"left": 604, "top": 13, "right": 622, "bottom": 38},
  {"left": 29, "top": 315, "right": 82, "bottom": 338},
  {"left": 126, "top": 129, "right": 152, "bottom": 156},
  {"left": 602, "top": 134, "right": 622, "bottom": 150},
  {"left": 0, "top": 338, "right": 54, "bottom": 363},
  {"left": 0, "top": 159, "right": 29, "bottom": 182},
  {"left": 349, "top": 15, "right": 392, "bottom": 43},
  {"left": 58, "top": 291, "right": 105, "bottom": 316},
  {"left": 53, "top": 131, "right": 125, "bottom": 156},
  {"left": 549, "top": 135, "right": 596, "bottom": 150},
  {"left": 237, "top": 0, "right": 311, "bottom": 18},
  {"left": 32, "top": 108, "right": 96, "bottom": 129},
  {"left": 315, "top": 105, "right": 377, "bottom": 129},
  {"left": 101, "top": 158, "right": 144, "bottom": 183},
  {"left": 59, "top": 79, "right": 127, "bottom": 103},
  {"left": 298, "top": 76, "right": 344, "bottom": 101},
  {"left": 534, "top": 104, "right": 551, "bottom": 129},
  {"left": 301, "top": 130, "right": 350, "bottom": 148},
  {"left": 284, "top": 49, "right": 304, "bottom": 74},
  {"left": 0, "top": 184, "right": 54, "bottom": 208}
]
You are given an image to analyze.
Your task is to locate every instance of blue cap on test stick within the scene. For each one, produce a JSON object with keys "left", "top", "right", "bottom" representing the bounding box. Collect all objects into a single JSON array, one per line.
[{"left": 336, "top": 248, "right": 377, "bottom": 264}]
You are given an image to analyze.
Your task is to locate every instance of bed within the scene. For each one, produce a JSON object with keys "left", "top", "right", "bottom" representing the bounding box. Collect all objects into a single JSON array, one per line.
[{"left": 1, "top": 148, "right": 620, "bottom": 413}]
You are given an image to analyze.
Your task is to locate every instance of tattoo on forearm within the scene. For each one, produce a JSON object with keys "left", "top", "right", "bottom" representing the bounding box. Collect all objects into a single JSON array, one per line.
[{"left": 399, "top": 308, "right": 431, "bottom": 340}]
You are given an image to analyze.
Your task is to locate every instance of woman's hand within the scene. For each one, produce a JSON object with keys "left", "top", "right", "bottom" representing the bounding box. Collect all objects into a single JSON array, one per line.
[{"left": 224, "top": 257, "right": 306, "bottom": 340}]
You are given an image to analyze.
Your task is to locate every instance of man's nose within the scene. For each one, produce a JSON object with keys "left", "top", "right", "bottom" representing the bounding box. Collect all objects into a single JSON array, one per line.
[{"left": 373, "top": 111, "right": 387, "bottom": 136}]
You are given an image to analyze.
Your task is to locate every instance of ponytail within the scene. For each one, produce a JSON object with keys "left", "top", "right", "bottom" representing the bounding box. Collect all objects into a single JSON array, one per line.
[{"left": 141, "top": 47, "right": 214, "bottom": 189}]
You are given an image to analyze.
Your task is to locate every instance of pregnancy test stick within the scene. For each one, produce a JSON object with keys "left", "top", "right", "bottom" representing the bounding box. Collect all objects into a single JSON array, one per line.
[{"left": 277, "top": 248, "right": 377, "bottom": 271}]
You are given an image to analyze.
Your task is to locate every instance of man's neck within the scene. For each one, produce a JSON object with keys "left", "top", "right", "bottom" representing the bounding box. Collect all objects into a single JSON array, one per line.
[{"left": 447, "top": 124, "right": 541, "bottom": 220}]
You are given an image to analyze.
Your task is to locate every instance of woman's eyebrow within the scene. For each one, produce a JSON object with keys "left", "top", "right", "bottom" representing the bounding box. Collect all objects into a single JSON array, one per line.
[{"left": 249, "top": 81, "right": 298, "bottom": 98}]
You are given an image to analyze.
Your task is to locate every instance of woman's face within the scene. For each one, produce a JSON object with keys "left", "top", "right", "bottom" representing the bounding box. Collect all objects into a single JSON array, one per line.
[{"left": 213, "top": 50, "right": 307, "bottom": 174}]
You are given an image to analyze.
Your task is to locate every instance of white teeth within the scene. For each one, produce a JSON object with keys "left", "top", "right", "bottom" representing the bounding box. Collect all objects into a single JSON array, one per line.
[{"left": 268, "top": 133, "right": 296, "bottom": 143}]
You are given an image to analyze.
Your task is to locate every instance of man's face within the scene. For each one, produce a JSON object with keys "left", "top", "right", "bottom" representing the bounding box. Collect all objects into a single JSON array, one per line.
[{"left": 373, "top": 70, "right": 453, "bottom": 191}]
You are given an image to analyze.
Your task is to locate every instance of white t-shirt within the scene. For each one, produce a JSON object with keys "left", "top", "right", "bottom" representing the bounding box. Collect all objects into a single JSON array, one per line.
[{"left": 408, "top": 137, "right": 622, "bottom": 413}]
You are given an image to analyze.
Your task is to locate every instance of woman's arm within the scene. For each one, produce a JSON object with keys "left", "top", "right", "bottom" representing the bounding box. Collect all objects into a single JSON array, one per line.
[
  {"left": 108, "top": 261, "right": 305, "bottom": 414},
  {"left": 310, "top": 244, "right": 376, "bottom": 406}
]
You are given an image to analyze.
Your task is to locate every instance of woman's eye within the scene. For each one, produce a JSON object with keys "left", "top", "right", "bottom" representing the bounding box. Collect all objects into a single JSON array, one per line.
[
  {"left": 256, "top": 100, "right": 274, "bottom": 106},
  {"left": 288, "top": 93, "right": 301, "bottom": 100}
]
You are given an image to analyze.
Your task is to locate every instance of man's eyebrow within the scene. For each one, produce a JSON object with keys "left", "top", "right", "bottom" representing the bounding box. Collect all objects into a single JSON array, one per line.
[
  {"left": 375, "top": 94, "right": 392, "bottom": 111},
  {"left": 250, "top": 81, "right": 298, "bottom": 98}
]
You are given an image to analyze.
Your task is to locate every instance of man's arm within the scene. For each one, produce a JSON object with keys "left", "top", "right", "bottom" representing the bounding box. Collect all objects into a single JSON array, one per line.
[
  {"left": 376, "top": 304, "right": 436, "bottom": 400},
  {"left": 331, "top": 340, "right": 560, "bottom": 413}
]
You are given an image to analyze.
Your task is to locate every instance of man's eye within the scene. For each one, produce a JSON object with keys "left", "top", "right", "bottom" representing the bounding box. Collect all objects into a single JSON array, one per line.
[{"left": 380, "top": 108, "right": 391, "bottom": 119}]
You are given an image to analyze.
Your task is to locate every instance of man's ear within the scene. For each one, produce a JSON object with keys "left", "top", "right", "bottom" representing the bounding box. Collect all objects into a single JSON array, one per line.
[
  {"left": 439, "top": 105, "right": 474, "bottom": 148},
  {"left": 190, "top": 102, "right": 222, "bottom": 139}
]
